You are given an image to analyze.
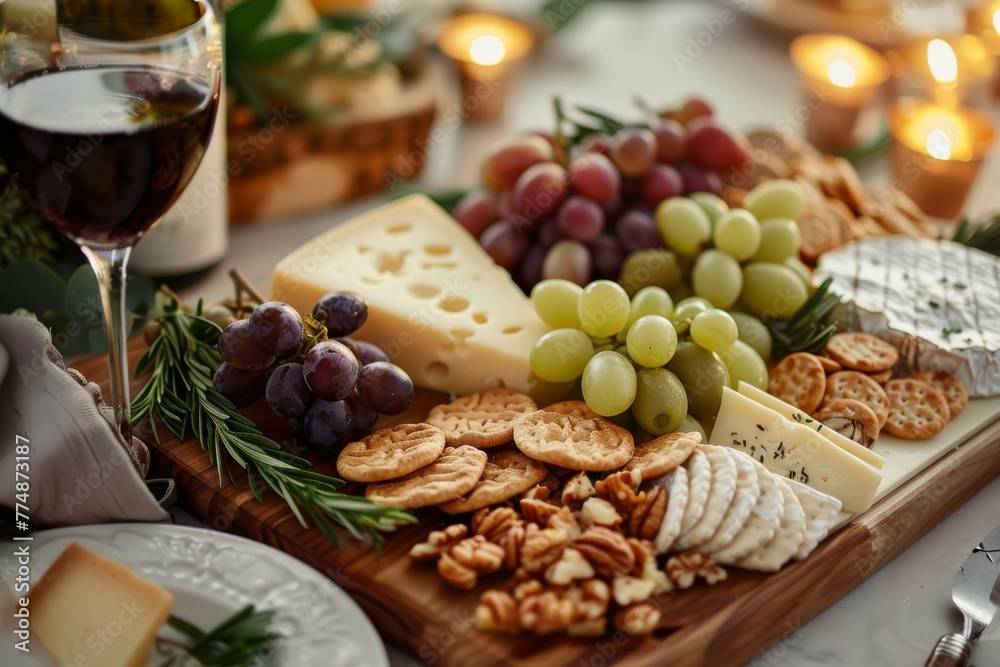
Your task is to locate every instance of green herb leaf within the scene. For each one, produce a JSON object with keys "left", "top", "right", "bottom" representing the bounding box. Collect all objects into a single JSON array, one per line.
[
  {"left": 131, "top": 292, "right": 415, "bottom": 548},
  {"left": 158, "top": 605, "right": 281, "bottom": 667},
  {"left": 224, "top": 0, "right": 278, "bottom": 53},
  {"left": 768, "top": 277, "right": 841, "bottom": 358}
]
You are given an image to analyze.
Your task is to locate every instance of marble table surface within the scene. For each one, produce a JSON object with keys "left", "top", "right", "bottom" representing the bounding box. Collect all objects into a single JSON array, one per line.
[{"left": 174, "top": 1, "right": 1000, "bottom": 664}]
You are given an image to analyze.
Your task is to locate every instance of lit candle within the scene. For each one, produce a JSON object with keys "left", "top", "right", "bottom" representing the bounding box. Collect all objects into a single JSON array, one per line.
[
  {"left": 887, "top": 98, "right": 995, "bottom": 219},
  {"left": 893, "top": 35, "right": 995, "bottom": 106},
  {"left": 437, "top": 13, "right": 534, "bottom": 121},
  {"left": 965, "top": 2, "right": 1000, "bottom": 97},
  {"left": 789, "top": 35, "right": 890, "bottom": 153}
]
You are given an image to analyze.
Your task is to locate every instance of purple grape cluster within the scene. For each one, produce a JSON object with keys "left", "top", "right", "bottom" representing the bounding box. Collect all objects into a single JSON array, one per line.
[
  {"left": 212, "top": 292, "right": 414, "bottom": 451},
  {"left": 451, "top": 98, "right": 751, "bottom": 292}
]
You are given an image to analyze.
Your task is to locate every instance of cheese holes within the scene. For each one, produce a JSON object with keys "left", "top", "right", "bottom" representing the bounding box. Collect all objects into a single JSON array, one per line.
[
  {"left": 472, "top": 313, "right": 488, "bottom": 324},
  {"left": 424, "top": 244, "right": 452, "bottom": 256},
  {"left": 386, "top": 223, "right": 411, "bottom": 234},
  {"left": 426, "top": 361, "right": 450, "bottom": 382},
  {"left": 409, "top": 284, "right": 440, "bottom": 299},
  {"left": 438, "top": 296, "right": 469, "bottom": 312},
  {"left": 502, "top": 326, "right": 523, "bottom": 335}
]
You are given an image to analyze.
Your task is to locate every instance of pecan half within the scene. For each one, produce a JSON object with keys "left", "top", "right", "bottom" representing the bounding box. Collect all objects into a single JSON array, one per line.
[
  {"left": 666, "top": 552, "right": 728, "bottom": 589},
  {"left": 520, "top": 497, "right": 561, "bottom": 526},
  {"left": 613, "top": 603, "right": 661, "bottom": 636},
  {"left": 561, "top": 472, "right": 596, "bottom": 507},
  {"left": 451, "top": 535, "right": 504, "bottom": 575},
  {"left": 627, "top": 485, "right": 666, "bottom": 541},
  {"left": 571, "top": 526, "right": 635, "bottom": 579},
  {"left": 409, "top": 524, "right": 468, "bottom": 562},
  {"left": 595, "top": 470, "right": 644, "bottom": 516},
  {"left": 521, "top": 526, "right": 568, "bottom": 573},
  {"left": 437, "top": 552, "right": 477, "bottom": 590},
  {"left": 500, "top": 523, "right": 527, "bottom": 571},
  {"left": 472, "top": 506, "right": 523, "bottom": 543},
  {"left": 476, "top": 590, "right": 519, "bottom": 634}
]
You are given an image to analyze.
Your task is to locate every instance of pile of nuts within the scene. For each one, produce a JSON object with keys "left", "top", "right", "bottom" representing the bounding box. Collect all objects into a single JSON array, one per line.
[{"left": 409, "top": 470, "right": 727, "bottom": 637}]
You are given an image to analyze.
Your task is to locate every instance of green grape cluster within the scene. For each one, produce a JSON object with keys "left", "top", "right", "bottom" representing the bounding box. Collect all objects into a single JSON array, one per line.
[
  {"left": 529, "top": 279, "right": 769, "bottom": 440},
  {"left": 654, "top": 178, "right": 810, "bottom": 319}
]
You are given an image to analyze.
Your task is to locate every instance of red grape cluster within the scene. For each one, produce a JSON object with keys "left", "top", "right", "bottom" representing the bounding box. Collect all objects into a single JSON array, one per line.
[
  {"left": 451, "top": 99, "right": 750, "bottom": 292},
  {"left": 213, "top": 292, "right": 414, "bottom": 450}
]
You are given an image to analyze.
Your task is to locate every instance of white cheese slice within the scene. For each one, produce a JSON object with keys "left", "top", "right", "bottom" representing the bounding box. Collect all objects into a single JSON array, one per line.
[
  {"left": 672, "top": 445, "right": 737, "bottom": 550},
  {"left": 737, "top": 381, "right": 886, "bottom": 470},
  {"left": 711, "top": 387, "right": 883, "bottom": 514},
  {"left": 709, "top": 454, "right": 785, "bottom": 566},
  {"left": 270, "top": 195, "right": 568, "bottom": 403}
]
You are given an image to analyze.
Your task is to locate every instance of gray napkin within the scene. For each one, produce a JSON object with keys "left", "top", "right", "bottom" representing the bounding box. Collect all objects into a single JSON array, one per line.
[{"left": 0, "top": 313, "right": 169, "bottom": 526}]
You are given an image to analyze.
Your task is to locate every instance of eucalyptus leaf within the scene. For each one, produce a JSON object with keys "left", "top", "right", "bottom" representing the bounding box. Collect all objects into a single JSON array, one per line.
[{"left": 0, "top": 260, "right": 67, "bottom": 316}]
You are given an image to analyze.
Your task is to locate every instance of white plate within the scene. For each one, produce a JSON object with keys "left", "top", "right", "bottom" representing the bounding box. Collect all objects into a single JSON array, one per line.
[{"left": 0, "top": 523, "right": 388, "bottom": 667}]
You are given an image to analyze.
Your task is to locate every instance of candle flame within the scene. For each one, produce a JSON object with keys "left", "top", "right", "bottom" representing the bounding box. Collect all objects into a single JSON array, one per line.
[
  {"left": 993, "top": 8, "right": 1000, "bottom": 36},
  {"left": 926, "top": 128, "right": 952, "bottom": 160},
  {"left": 469, "top": 35, "right": 506, "bottom": 66},
  {"left": 826, "top": 59, "right": 857, "bottom": 87},
  {"left": 927, "top": 39, "right": 958, "bottom": 85}
]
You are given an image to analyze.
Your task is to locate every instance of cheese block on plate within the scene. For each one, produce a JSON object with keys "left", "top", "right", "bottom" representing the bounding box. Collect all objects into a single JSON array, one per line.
[
  {"left": 32, "top": 542, "right": 173, "bottom": 667},
  {"left": 271, "top": 195, "right": 567, "bottom": 403},
  {"left": 737, "top": 381, "right": 886, "bottom": 470},
  {"left": 712, "top": 386, "right": 883, "bottom": 514}
]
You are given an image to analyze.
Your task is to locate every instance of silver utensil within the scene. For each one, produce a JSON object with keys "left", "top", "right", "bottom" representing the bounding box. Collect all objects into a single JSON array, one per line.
[{"left": 924, "top": 520, "right": 1000, "bottom": 667}]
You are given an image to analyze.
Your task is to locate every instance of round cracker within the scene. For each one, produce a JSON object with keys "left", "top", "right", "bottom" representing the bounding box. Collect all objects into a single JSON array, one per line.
[
  {"left": 768, "top": 352, "right": 827, "bottom": 413},
  {"left": 823, "top": 371, "right": 889, "bottom": 429},
  {"left": 365, "top": 445, "right": 487, "bottom": 508},
  {"left": 816, "top": 355, "right": 843, "bottom": 373},
  {"left": 867, "top": 368, "right": 892, "bottom": 385},
  {"left": 426, "top": 389, "right": 538, "bottom": 448},
  {"left": 883, "top": 378, "right": 950, "bottom": 440},
  {"left": 513, "top": 411, "right": 633, "bottom": 471},
  {"left": 336, "top": 423, "right": 446, "bottom": 483},
  {"left": 911, "top": 371, "right": 968, "bottom": 417},
  {"left": 623, "top": 431, "right": 701, "bottom": 479},
  {"left": 815, "top": 398, "right": 880, "bottom": 448},
  {"left": 542, "top": 400, "right": 600, "bottom": 419},
  {"left": 824, "top": 332, "right": 899, "bottom": 373},
  {"left": 673, "top": 445, "right": 739, "bottom": 551},
  {"left": 438, "top": 448, "right": 549, "bottom": 514}
]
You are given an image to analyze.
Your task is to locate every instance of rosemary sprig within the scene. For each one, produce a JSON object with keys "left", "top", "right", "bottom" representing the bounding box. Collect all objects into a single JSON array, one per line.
[
  {"left": 131, "top": 293, "right": 415, "bottom": 547},
  {"left": 767, "top": 277, "right": 841, "bottom": 359},
  {"left": 950, "top": 215, "right": 1000, "bottom": 257},
  {"left": 156, "top": 605, "right": 281, "bottom": 667}
]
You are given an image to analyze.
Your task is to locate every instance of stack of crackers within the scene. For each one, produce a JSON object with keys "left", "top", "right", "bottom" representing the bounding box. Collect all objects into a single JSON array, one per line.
[
  {"left": 767, "top": 332, "right": 968, "bottom": 444},
  {"left": 728, "top": 129, "right": 938, "bottom": 262}
]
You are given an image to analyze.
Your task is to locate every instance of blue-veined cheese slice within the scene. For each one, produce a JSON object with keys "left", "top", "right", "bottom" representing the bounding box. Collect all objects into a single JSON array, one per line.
[
  {"left": 270, "top": 195, "right": 568, "bottom": 403},
  {"left": 711, "top": 387, "right": 883, "bottom": 514},
  {"left": 737, "top": 381, "right": 886, "bottom": 470}
]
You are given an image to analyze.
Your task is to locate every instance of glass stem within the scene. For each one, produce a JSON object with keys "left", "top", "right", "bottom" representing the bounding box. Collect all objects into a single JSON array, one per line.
[{"left": 81, "top": 245, "right": 134, "bottom": 448}]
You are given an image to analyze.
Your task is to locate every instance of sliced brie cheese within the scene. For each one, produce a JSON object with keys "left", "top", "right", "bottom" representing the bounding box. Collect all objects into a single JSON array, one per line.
[
  {"left": 712, "top": 387, "right": 883, "bottom": 514},
  {"left": 737, "top": 381, "right": 886, "bottom": 470},
  {"left": 270, "top": 195, "right": 567, "bottom": 403}
]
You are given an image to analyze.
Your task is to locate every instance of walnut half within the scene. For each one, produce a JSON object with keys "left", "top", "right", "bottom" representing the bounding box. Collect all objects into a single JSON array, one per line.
[
  {"left": 409, "top": 524, "right": 468, "bottom": 562},
  {"left": 666, "top": 552, "right": 728, "bottom": 590}
]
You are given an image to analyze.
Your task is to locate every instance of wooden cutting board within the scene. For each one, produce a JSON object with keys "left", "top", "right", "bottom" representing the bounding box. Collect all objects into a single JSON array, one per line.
[{"left": 76, "top": 341, "right": 1000, "bottom": 667}]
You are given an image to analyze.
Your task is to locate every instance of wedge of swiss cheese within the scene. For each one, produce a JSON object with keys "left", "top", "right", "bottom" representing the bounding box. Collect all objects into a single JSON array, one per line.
[
  {"left": 712, "top": 386, "right": 884, "bottom": 514},
  {"left": 271, "top": 195, "right": 567, "bottom": 403}
]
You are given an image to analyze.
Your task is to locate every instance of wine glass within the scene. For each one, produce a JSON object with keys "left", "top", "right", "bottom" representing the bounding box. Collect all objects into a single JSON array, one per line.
[{"left": 0, "top": 1, "right": 222, "bottom": 447}]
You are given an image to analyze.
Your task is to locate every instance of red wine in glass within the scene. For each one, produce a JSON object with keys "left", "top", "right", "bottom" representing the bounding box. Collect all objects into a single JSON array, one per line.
[{"left": 0, "top": 64, "right": 218, "bottom": 247}]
